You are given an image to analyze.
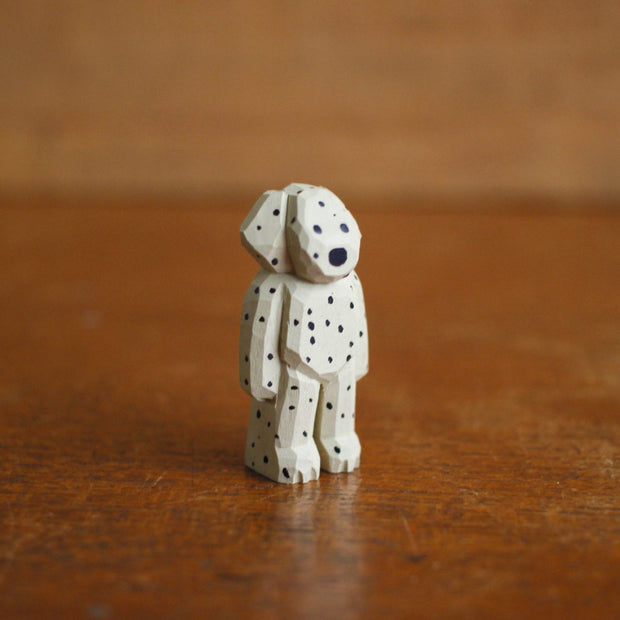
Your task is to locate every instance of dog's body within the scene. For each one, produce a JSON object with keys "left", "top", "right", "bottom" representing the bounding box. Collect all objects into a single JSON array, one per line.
[{"left": 239, "top": 184, "right": 368, "bottom": 483}]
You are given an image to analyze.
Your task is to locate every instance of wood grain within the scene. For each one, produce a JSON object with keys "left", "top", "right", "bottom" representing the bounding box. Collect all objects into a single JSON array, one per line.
[
  {"left": 1, "top": 195, "right": 618, "bottom": 618},
  {"left": 1, "top": 1, "right": 619, "bottom": 200}
]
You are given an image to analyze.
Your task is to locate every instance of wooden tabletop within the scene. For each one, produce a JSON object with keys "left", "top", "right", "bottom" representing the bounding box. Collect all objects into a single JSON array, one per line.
[{"left": 1, "top": 197, "right": 618, "bottom": 619}]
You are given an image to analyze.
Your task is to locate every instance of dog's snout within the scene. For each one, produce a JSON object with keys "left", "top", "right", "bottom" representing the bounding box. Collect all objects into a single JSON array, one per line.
[{"left": 328, "top": 248, "right": 347, "bottom": 266}]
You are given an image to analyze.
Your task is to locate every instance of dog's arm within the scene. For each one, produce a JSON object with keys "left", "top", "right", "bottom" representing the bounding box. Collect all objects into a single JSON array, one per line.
[
  {"left": 239, "top": 269, "right": 285, "bottom": 401},
  {"left": 351, "top": 272, "right": 369, "bottom": 382}
]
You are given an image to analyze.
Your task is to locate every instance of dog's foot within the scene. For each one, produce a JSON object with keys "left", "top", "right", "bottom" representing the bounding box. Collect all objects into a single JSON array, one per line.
[
  {"left": 316, "top": 432, "right": 361, "bottom": 474},
  {"left": 246, "top": 441, "right": 320, "bottom": 484}
]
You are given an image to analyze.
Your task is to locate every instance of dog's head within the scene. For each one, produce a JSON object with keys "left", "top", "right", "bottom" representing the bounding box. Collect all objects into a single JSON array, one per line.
[{"left": 240, "top": 183, "right": 361, "bottom": 283}]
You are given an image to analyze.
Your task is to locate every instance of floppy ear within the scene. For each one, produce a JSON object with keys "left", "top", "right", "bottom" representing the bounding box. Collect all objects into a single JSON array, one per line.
[{"left": 240, "top": 190, "right": 293, "bottom": 273}]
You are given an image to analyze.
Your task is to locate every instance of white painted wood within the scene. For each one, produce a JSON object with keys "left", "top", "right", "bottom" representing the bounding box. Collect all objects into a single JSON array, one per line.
[
  {"left": 283, "top": 182, "right": 317, "bottom": 196},
  {"left": 239, "top": 270, "right": 285, "bottom": 402},
  {"left": 287, "top": 186, "right": 361, "bottom": 284},
  {"left": 240, "top": 190, "right": 293, "bottom": 274},
  {"left": 239, "top": 184, "right": 368, "bottom": 483}
]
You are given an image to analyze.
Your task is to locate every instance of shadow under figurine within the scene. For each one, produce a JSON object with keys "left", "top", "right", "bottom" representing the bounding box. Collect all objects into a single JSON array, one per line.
[{"left": 239, "top": 183, "right": 369, "bottom": 484}]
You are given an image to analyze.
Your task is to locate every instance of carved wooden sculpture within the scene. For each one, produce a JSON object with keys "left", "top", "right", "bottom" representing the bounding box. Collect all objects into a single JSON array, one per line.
[{"left": 239, "top": 183, "right": 368, "bottom": 483}]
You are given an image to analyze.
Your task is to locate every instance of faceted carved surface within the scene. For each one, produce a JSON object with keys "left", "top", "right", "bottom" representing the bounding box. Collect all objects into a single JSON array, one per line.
[
  {"left": 244, "top": 366, "right": 321, "bottom": 483},
  {"left": 286, "top": 186, "right": 361, "bottom": 283},
  {"left": 239, "top": 184, "right": 368, "bottom": 483},
  {"left": 239, "top": 271, "right": 284, "bottom": 402},
  {"left": 281, "top": 272, "right": 368, "bottom": 382},
  {"left": 283, "top": 182, "right": 317, "bottom": 196},
  {"left": 240, "top": 190, "right": 292, "bottom": 273}
]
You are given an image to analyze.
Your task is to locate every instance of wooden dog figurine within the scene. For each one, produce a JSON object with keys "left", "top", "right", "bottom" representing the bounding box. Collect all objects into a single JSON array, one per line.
[{"left": 239, "top": 183, "right": 368, "bottom": 483}]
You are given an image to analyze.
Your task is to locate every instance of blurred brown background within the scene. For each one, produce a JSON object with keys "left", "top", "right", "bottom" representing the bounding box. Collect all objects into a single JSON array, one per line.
[{"left": 1, "top": 0, "right": 618, "bottom": 202}]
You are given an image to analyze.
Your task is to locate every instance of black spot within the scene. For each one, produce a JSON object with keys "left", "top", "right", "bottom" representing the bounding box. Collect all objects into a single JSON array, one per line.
[
  {"left": 297, "top": 190, "right": 302, "bottom": 194},
  {"left": 306, "top": 357, "right": 311, "bottom": 363},
  {"left": 341, "top": 413, "right": 345, "bottom": 418},
  {"left": 271, "top": 258, "right": 278, "bottom": 265},
  {"left": 289, "top": 405, "right": 295, "bottom": 410},
  {"left": 244, "top": 313, "right": 249, "bottom": 320},
  {"left": 244, "top": 355, "right": 248, "bottom": 362},
  {"left": 359, "top": 331, "right": 364, "bottom": 337},
  {"left": 328, "top": 356, "right": 333, "bottom": 363},
  {"left": 259, "top": 316, "right": 265, "bottom": 322},
  {"left": 310, "top": 336, "right": 315, "bottom": 345},
  {"left": 326, "top": 402, "right": 333, "bottom": 409},
  {"left": 350, "top": 302, "right": 355, "bottom": 309},
  {"left": 329, "top": 248, "right": 347, "bottom": 266},
  {"left": 347, "top": 385, "right": 351, "bottom": 391},
  {"left": 319, "top": 201, "right": 325, "bottom": 206},
  {"left": 256, "top": 410, "right": 261, "bottom": 418},
  {"left": 328, "top": 296, "right": 334, "bottom": 304},
  {"left": 308, "top": 322, "right": 315, "bottom": 330},
  {"left": 349, "top": 341, "right": 354, "bottom": 347},
  {"left": 346, "top": 355, "right": 351, "bottom": 361},
  {"left": 291, "top": 385, "right": 298, "bottom": 390},
  {"left": 251, "top": 442, "right": 255, "bottom": 447},
  {"left": 257, "top": 225, "right": 262, "bottom": 231},
  {"left": 254, "top": 287, "right": 259, "bottom": 294},
  {"left": 313, "top": 253, "right": 319, "bottom": 259},
  {"left": 309, "top": 398, "right": 313, "bottom": 403},
  {"left": 338, "top": 325, "right": 344, "bottom": 333},
  {"left": 283, "top": 468, "right": 290, "bottom": 478},
  {"left": 291, "top": 217, "right": 296, "bottom": 223},
  {"left": 340, "top": 223, "right": 349, "bottom": 232},
  {"left": 334, "top": 446, "right": 341, "bottom": 454},
  {"left": 267, "top": 421, "right": 271, "bottom": 427},
  {"left": 307, "top": 308, "right": 312, "bottom": 315},
  {"left": 303, "top": 431, "right": 308, "bottom": 437},
  {"left": 268, "top": 381, "right": 273, "bottom": 387},
  {"left": 267, "top": 353, "right": 274, "bottom": 360},
  {"left": 263, "top": 456, "right": 269, "bottom": 463},
  {"left": 275, "top": 434, "right": 279, "bottom": 439},
  {"left": 313, "top": 225, "right": 322, "bottom": 234},
  {"left": 273, "top": 209, "right": 280, "bottom": 216},
  {"left": 294, "top": 319, "right": 299, "bottom": 326},
  {"left": 269, "top": 287, "right": 276, "bottom": 293},
  {"left": 326, "top": 319, "right": 330, "bottom": 326},
  {"left": 244, "top": 379, "right": 248, "bottom": 385},
  {"left": 251, "top": 461, "right": 255, "bottom": 467}
]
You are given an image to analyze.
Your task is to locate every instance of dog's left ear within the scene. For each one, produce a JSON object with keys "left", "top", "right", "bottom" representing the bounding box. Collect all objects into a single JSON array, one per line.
[{"left": 240, "top": 190, "right": 293, "bottom": 273}]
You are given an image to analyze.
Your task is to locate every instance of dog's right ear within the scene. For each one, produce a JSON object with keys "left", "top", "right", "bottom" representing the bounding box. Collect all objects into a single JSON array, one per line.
[{"left": 240, "top": 190, "right": 293, "bottom": 273}]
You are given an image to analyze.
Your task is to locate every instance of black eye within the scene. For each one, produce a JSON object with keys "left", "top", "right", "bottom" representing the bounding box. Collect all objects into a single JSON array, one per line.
[
  {"left": 313, "top": 225, "right": 322, "bottom": 234},
  {"left": 340, "top": 223, "right": 349, "bottom": 232}
]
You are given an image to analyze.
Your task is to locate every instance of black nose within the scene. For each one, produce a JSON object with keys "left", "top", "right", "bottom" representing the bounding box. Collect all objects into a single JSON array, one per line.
[{"left": 328, "top": 248, "right": 347, "bottom": 266}]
